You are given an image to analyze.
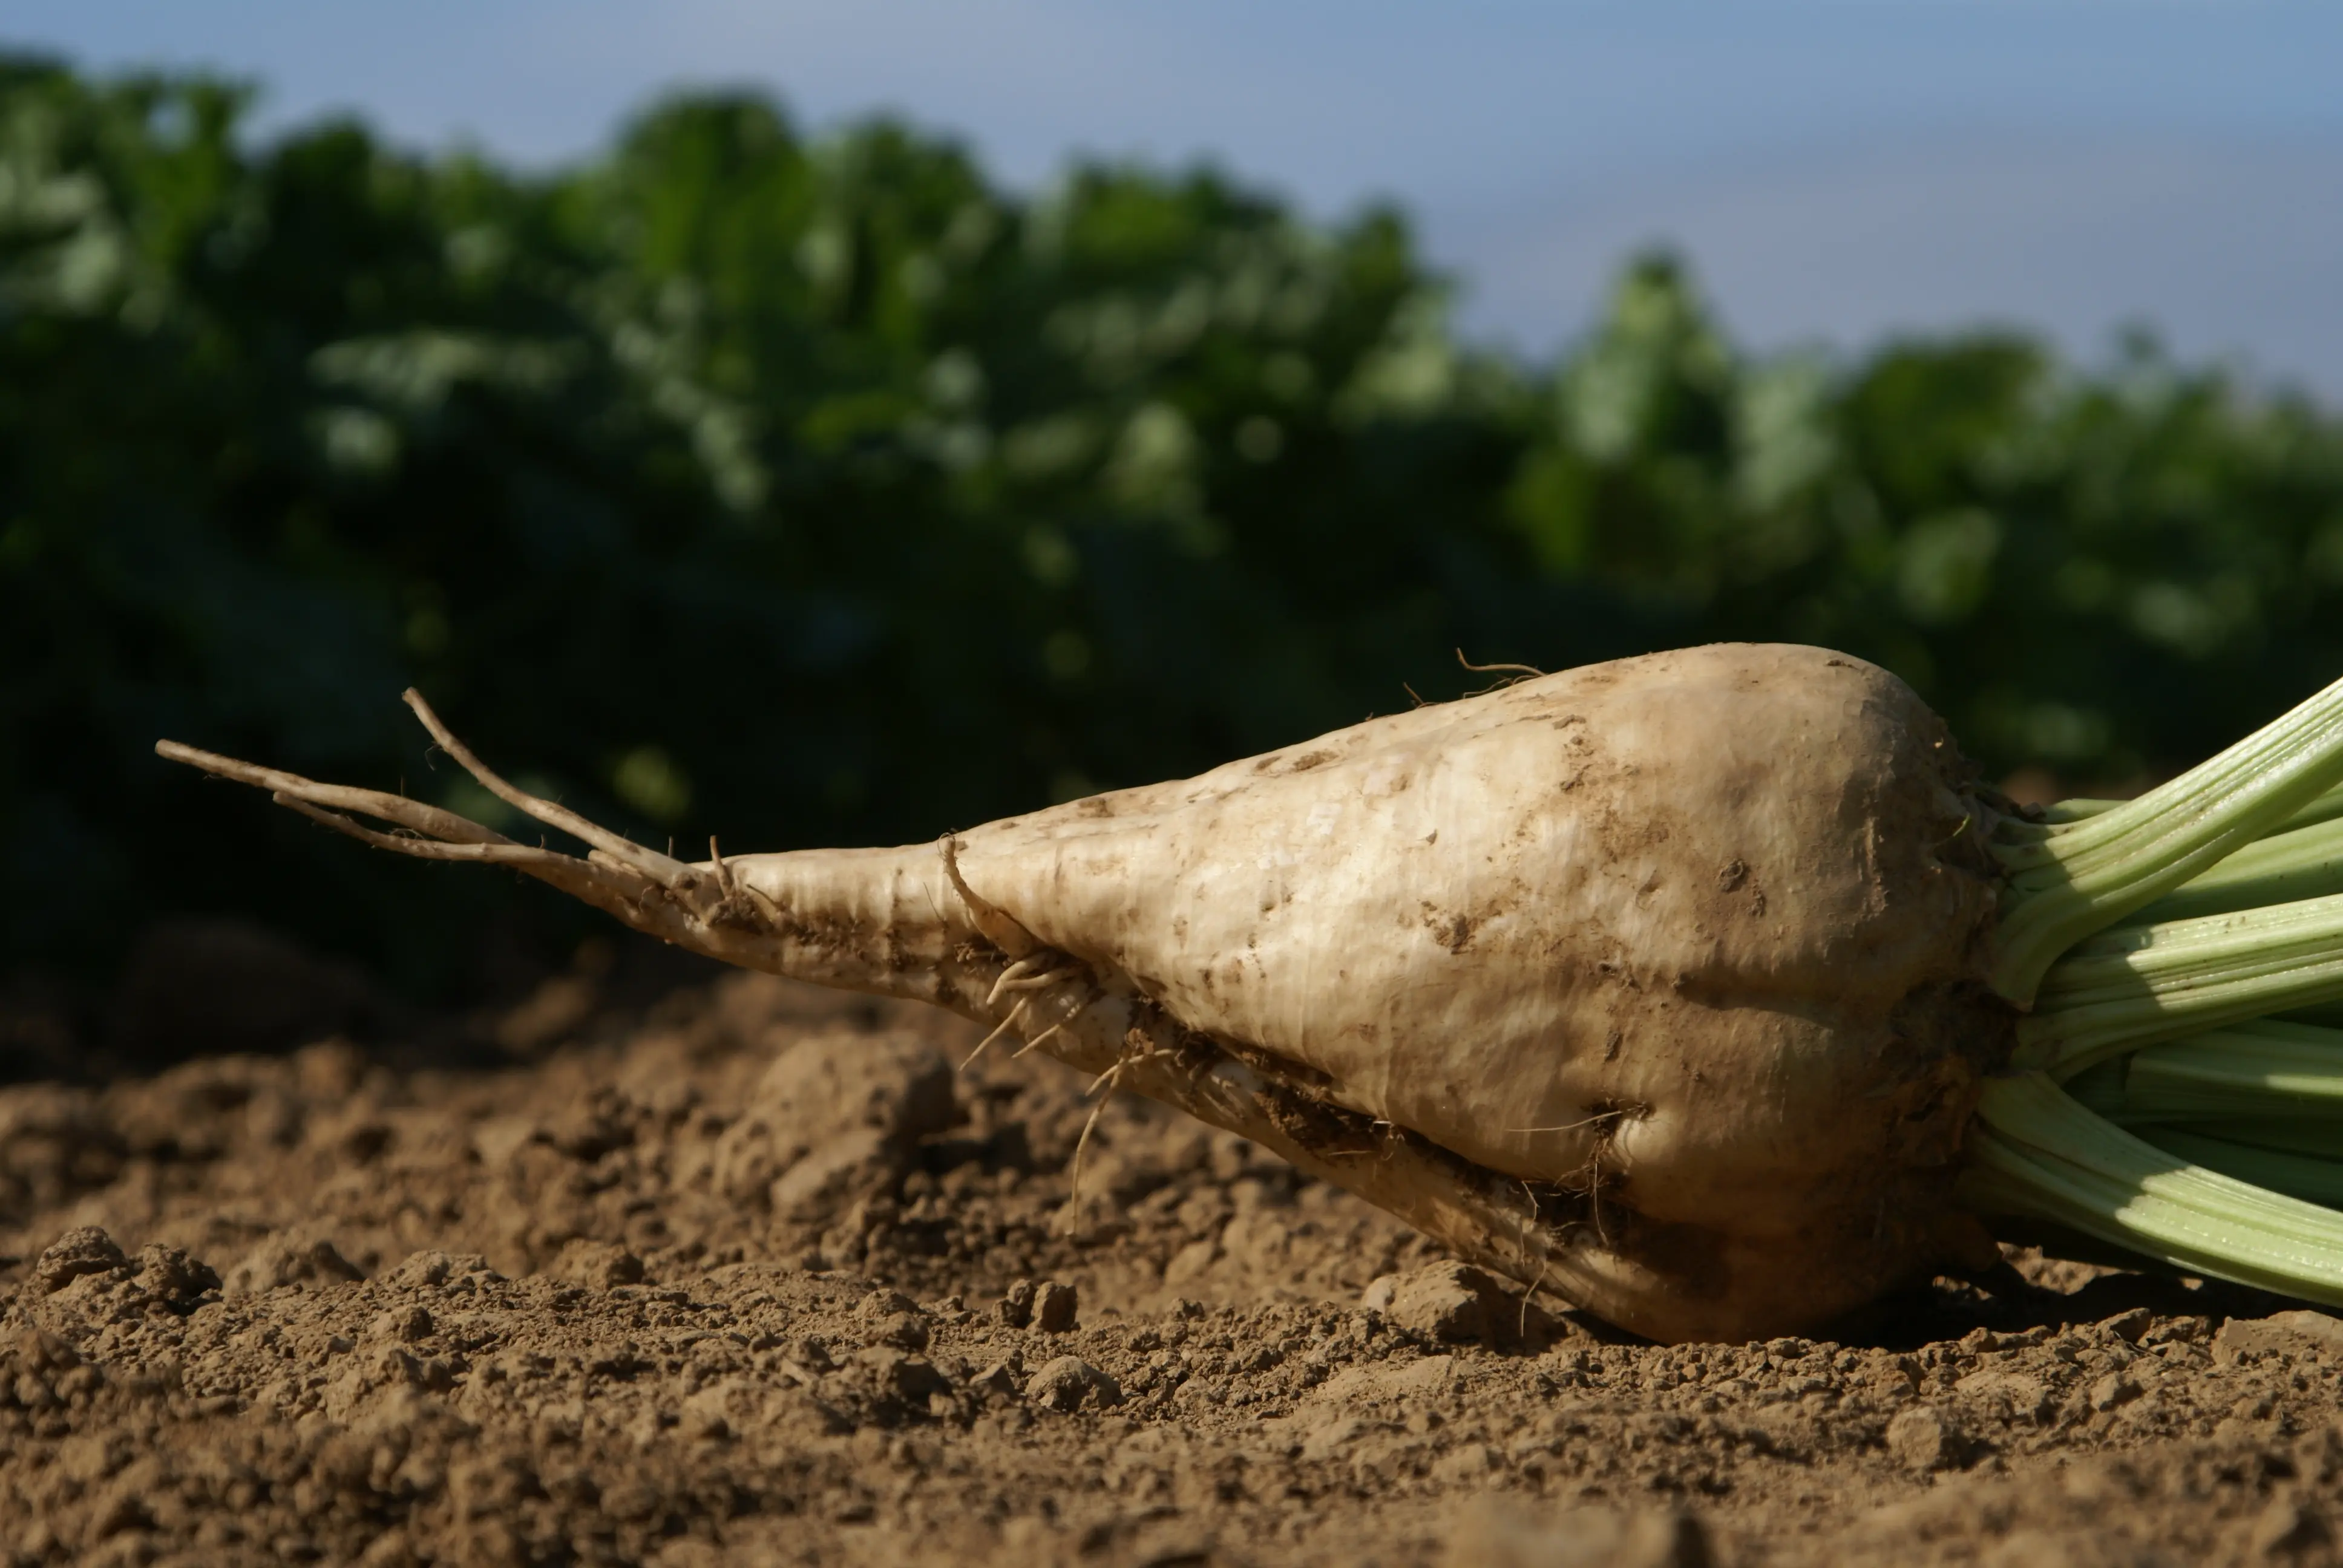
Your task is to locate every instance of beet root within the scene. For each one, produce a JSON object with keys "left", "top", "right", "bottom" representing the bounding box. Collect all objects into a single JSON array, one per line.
[{"left": 161, "top": 643, "right": 2014, "bottom": 1342}]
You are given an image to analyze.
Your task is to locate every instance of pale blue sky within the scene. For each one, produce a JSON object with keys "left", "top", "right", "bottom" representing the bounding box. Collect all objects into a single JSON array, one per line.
[{"left": 12, "top": 2, "right": 2343, "bottom": 397}]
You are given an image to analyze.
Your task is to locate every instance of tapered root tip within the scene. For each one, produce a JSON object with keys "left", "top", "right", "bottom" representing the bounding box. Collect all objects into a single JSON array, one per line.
[
  {"left": 152, "top": 715, "right": 793, "bottom": 964},
  {"left": 396, "top": 688, "right": 696, "bottom": 889}
]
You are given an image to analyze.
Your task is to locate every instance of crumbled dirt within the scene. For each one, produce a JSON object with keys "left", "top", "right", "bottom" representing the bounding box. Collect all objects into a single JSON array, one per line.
[{"left": 7, "top": 967, "right": 2343, "bottom": 1565}]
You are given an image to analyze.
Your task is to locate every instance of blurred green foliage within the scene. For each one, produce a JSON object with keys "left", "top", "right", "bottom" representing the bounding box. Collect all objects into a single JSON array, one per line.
[{"left": 7, "top": 57, "right": 2343, "bottom": 996}]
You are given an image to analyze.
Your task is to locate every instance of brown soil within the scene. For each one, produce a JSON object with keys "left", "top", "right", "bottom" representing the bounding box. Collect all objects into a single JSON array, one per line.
[{"left": 7, "top": 962, "right": 2343, "bottom": 1566}]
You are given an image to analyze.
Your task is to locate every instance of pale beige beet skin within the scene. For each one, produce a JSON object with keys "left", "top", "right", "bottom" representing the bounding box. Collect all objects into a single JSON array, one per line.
[{"left": 162, "top": 644, "right": 2016, "bottom": 1342}]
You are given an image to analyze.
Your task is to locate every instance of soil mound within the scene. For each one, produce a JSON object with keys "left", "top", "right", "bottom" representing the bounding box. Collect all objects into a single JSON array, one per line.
[{"left": 5, "top": 969, "right": 2342, "bottom": 1564}]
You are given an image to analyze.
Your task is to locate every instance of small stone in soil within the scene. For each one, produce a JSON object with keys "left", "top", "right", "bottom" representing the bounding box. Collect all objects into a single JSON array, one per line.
[
  {"left": 33, "top": 1226, "right": 126, "bottom": 1293},
  {"left": 1027, "top": 1356, "right": 1119, "bottom": 1412},
  {"left": 1363, "top": 1260, "right": 1511, "bottom": 1344},
  {"left": 1886, "top": 1406, "right": 1964, "bottom": 1472},
  {"left": 1034, "top": 1279, "right": 1078, "bottom": 1332},
  {"left": 2089, "top": 1372, "right": 2143, "bottom": 1412},
  {"left": 998, "top": 1278, "right": 1036, "bottom": 1329}
]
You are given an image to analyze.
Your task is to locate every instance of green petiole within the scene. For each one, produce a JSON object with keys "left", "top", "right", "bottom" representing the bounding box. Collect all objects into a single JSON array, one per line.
[
  {"left": 2124, "top": 814, "right": 2343, "bottom": 925},
  {"left": 2042, "top": 1021, "right": 2343, "bottom": 1211},
  {"left": 2016, "top": 895, "right": 2343, "bottom": 1077},
  {"left": 2132, "top": 1128, "right": 2343, "bottom": 1209},
  {"left": 1961, "top": 1071, "right": 2343, "bottom": 1307},
  {"left": 2053, "top": 1018, "right": 2343, "bottom": 1120},
  {"left": 1988, "top": 673, "right": 2343, "bottom": 1004},
  {"left": 1964, "top": 675, "right": 2343, "bottom": 1305},
  {"left": 2040, "top": 780, "right": 2343, "bottom": 836}
]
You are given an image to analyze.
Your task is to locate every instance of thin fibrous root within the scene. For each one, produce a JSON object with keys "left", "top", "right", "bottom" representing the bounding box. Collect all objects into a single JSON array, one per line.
[
  {"left": 1455, "top": 648, "right": 1545, "bottom": 678},
  {"left": 703, "top": 834, "right": 784, "bottom": 923},
  {"left": 271, "top": 794, "right": 642, "bottom": 884},
  {"left": 1455, "top": 647, "right": 1547, "bottom": 696},
  {"left": 994, "top": 967, "right": 1075, "bottom": 999},
  {"left": 1011, "top": 1019, "right": 1067, "bottom": 1059},
  {"left": 977, "top": 957, "right": 1081, "bottom": 1013},
  {"left": 966, "top": 955, "right": 1084, "bottom": 1070},
  {"left": 157, "top": 740, "right": 515, "bottom": 849},
  {"left": 398, "top": 690, "right": 696, "bottom": 890},
  {"left": 939, "top": 832, "right": 1043, "bottom": 959},
  {"left": 961, "top": 1000, "right": 1030, "bottom": 1072},
  {"left": 699, "top": 834, "right": 781, "bottom": 929},
  {"left": 157, "top": 718, "right": 709, "bottom": 942},
  {"left": 1518, "top": 1256, "right": 1554, "bottom": 1339},
  {"left": 983, "top": 955, "right": 1047, "bottom": 1007},
  {"left": 1063, "top": 1055, "right": 1148, "bottom": 1230}
]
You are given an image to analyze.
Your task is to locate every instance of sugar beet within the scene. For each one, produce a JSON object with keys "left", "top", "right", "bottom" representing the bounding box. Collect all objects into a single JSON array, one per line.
[{"left": 162, "top": 643, "right": 2017, "bottom": 1342}]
